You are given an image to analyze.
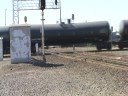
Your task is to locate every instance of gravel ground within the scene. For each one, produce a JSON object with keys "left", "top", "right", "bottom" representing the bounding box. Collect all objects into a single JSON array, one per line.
[{"left": 0, "top": 47, "right": 128, "bottom": 96}]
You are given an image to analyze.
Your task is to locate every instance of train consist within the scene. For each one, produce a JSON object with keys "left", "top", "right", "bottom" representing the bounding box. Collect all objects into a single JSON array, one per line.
[
  {"left": 0, "top": 20, "right": 127, "bottom": 53},
  {"left": 118, "top": 20, "right": 128, "bottom": 49}
]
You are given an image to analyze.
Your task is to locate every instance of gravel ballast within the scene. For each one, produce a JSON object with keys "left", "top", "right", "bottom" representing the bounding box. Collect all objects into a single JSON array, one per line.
[{"left": 0, "top": 50, "right": 128, "bottom": 96}]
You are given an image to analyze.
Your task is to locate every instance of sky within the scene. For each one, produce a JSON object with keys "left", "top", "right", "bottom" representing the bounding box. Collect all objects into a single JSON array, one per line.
[{"left": 0, "top": 0, "right": 128, "bottom": 31}]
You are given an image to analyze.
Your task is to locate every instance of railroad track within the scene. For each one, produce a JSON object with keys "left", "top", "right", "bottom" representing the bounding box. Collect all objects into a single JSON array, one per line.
[
  {"left": 77, "top": 52, "right": 128, "bottom": 67},
  {"left": 46, "top": 50, "right": 128, "bottom": 67}
]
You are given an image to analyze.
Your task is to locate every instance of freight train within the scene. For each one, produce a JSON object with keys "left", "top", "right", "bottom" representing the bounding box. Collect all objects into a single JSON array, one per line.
[
  {"left": 0, "top": 21, "right": 112, "bottom": 53},
  {"left": 32, "top": 21, "right": 112, "bottom": 51},
  {"left": 1, "top": 20, "right": 128, "bottom": 54},
  {"left": 118, "top": 20, "right": 128, "bottom": 49}
]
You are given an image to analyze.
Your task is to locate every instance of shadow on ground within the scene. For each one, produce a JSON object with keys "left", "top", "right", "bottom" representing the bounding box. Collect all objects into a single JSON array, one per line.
[{"left": 30, "top": 58, "right": 64, "bottom": 68}]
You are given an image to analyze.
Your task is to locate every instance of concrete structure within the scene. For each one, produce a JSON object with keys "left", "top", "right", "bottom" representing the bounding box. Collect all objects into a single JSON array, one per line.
[
  {"left": 0, "top": 37, "right": 3, "bottom": 61},
  {"left": 10, "top": 25, "right": 31, "bottom": 64}
]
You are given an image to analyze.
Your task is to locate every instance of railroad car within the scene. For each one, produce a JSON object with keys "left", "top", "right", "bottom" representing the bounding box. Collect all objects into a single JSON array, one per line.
[
  {"left": 118, "top": 20, "right": 128, "bottom": 49},
  {"left": 0, "top": 21, "right": 112, "bottom": 53}
]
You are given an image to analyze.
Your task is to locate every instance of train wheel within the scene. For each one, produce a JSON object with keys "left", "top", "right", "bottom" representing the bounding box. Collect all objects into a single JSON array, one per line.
[
  {"left": 96, "top": 45, "right": 101, "bottom": 51},
  {"left": 107, "top": 43, "right": 112, "bottom": 50},
  {"left": 97, "top": 48, "right": 101, "bottom": 51},
  {"left": 96, "top": 44, "right": 101, "bottom": 51},
  {"left": 107, "top": 48, "right": 111, "bottom": 51},
  {"left": 118, "top": 45, "right": 123, "bottom": 50}
]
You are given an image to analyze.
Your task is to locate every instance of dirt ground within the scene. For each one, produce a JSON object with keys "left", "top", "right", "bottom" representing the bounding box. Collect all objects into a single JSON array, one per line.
[{"left": 0, "top": 47, "right": 128, "bottom": 96}]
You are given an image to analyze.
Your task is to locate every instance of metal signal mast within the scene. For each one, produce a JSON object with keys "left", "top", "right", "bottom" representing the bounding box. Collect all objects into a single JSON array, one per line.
[
  {"left": 12, "top": 0, "right": 61, "bottom": 24},
  {"left": 12, "top": 0, "right": 61, "bottom": 62}
]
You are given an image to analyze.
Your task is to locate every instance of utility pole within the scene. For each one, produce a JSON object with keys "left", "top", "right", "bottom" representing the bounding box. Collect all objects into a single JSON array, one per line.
[
  {"left": 59, "top": 0, "right": 62, "bottom": 23},
  {"left": 41, "top": 11, "right": 46, "bottom": 62},
  {"left": 40, "top": 0, "right": 46, "bottom": 63},
  {"left": 5, "top": 9, "right": 7, "bottom": 26}
]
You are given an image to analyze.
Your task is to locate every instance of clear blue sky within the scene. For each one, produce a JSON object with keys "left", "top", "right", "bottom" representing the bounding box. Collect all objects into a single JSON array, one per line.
[{"left": 0, "top": 0, "right": 128, "bottom": 31}]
